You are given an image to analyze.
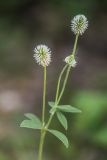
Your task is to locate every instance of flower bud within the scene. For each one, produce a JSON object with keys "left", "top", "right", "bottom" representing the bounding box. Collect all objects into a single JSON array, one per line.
[{"left": 65, "top": 55, "right": 77, "bottom": 67}]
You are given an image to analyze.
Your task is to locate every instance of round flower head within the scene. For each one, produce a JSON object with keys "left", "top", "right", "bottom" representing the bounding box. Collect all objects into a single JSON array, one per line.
[
  {"left": 34, "top": 45, "right": 51, "bottom": 67},
  {"left": 71, "top": 14, "right": 88, "bottom": 35},
  {"left": 64, "top": 55, "right": 77, "bottom": 67}
]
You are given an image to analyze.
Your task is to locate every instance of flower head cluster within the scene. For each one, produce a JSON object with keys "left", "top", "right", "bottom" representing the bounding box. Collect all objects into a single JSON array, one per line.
[
  {"left": 71, "top": 14, "right": 88, "bottom": 35},
  {"left": 64, "top": 55, "right": 77, "bottom": 67},
  {"left": 34, "top": 45, "right": 51, "bottom": 67}
]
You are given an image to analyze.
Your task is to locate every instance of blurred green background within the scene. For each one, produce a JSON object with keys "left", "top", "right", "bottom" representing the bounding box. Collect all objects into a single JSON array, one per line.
[{"left": 0, "top": 0, "right": 107, "bottom": 160}]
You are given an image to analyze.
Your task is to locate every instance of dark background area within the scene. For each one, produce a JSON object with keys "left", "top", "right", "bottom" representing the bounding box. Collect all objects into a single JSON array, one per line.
[{"left": 0, "top": 0, "right": 107, "bottom": 160}]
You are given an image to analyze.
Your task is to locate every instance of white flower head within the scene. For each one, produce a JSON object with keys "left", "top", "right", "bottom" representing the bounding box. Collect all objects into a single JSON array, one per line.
[
  {"left": 65, "top": 55, "right": 77, "bottom": 67},
  {"left": 34, "top": 45, "right": 51, "bottom": 67},
  {"left": 71, "top": 14, "right": 88, "bottom": 35}
]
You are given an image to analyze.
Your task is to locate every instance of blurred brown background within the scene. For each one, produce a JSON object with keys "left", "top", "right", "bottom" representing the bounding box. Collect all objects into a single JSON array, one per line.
[{"left": 0, "top": 0, "right": 107, "bottom": 160}]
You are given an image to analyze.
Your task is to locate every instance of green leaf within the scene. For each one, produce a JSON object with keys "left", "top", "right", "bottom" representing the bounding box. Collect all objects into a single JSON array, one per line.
[
  {"left": 48, "top": 102, "right": 57, "bottom": 114},
  {"left": 48, "top": 101, "right": 55, "bottom": 108},
  {"left": 48, "top": 102, "right": 81, "bottom": 114},
  {"left": 57, "top": 105, "right": 82, "bottom": 113},
  {"left": 24, "top": 113, "right": 42, "bottom": 126},
  {"left": 20, "top": 120, "right": 41, "bottom": 129},
  {"left": 20, "top": 113, "right": 42, "bottom": 129},
  {"left": 48, "top": 129, "right": 69, "bottom": 148},
  {"left": 57, "top": 112, "right": 68, "bottom": 130}
]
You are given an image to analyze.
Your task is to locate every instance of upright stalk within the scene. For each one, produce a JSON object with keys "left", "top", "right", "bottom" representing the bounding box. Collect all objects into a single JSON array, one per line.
[
  {"left": 42, "top": 66, "right": 47, "bottom": 125},
  {"left": 38, "top": 66, "right": 47, "bottom": 160}
]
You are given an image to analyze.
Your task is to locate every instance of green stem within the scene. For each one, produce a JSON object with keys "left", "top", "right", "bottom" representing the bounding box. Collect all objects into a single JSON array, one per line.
[
  {"left": 38, "top": 130, "right": 46, "bottom": 160},
  {"left": 55, "top": 34, "right": 79, "bottom": 104},
  {"left": 72, "top": 33, "right": 79, "bottom": 56},
  {"left": 38, "top": 66, "right": 47, "bottom": 160},
  {"left": 55, "top": 64, "right": 68, "bottom": 102},
  {"left": 42, "top": 66, "right": 46, "bottom": 125},
  {"left": 45, "top": 67, "right": 70, "bottom": 129},
  {"left": 46, "top": 65, "right": 69, "bottom": 130},
  {"left": 57, "top": 66, "right": 71, "bottom": 104}
]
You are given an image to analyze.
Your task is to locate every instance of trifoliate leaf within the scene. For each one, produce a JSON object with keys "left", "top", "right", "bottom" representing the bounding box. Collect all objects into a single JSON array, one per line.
[
  {"left": 57, "top": 112, "right": 68, "bottom": 130},
  {"left": 57, "top": 105, "right": 82, "bottom": 113},
  {"left": 48, "top": 129, "right": 69, "bottom": 148},
  {"left": 20, "top": 113, "right": 42, "bottom": 129}
]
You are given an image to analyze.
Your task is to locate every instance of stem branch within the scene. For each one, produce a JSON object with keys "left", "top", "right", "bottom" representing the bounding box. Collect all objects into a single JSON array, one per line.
[
  {"left": 55, "top": 64, "right": 68, "bottom": 102},
  {"left": 57, "top": 66, "right": 71, "bottom": 104}
]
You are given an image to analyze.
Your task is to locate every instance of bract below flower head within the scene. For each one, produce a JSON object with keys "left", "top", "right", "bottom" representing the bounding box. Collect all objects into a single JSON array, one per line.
[
  {"left": 71, "top": 14, "right": 88, "bottom": 35},
  {"left": 34, "top": 45, "right": 51, "bottom": 67},
  {"left": 65, "top": 55, "right": 77, "bottom": 67}
]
